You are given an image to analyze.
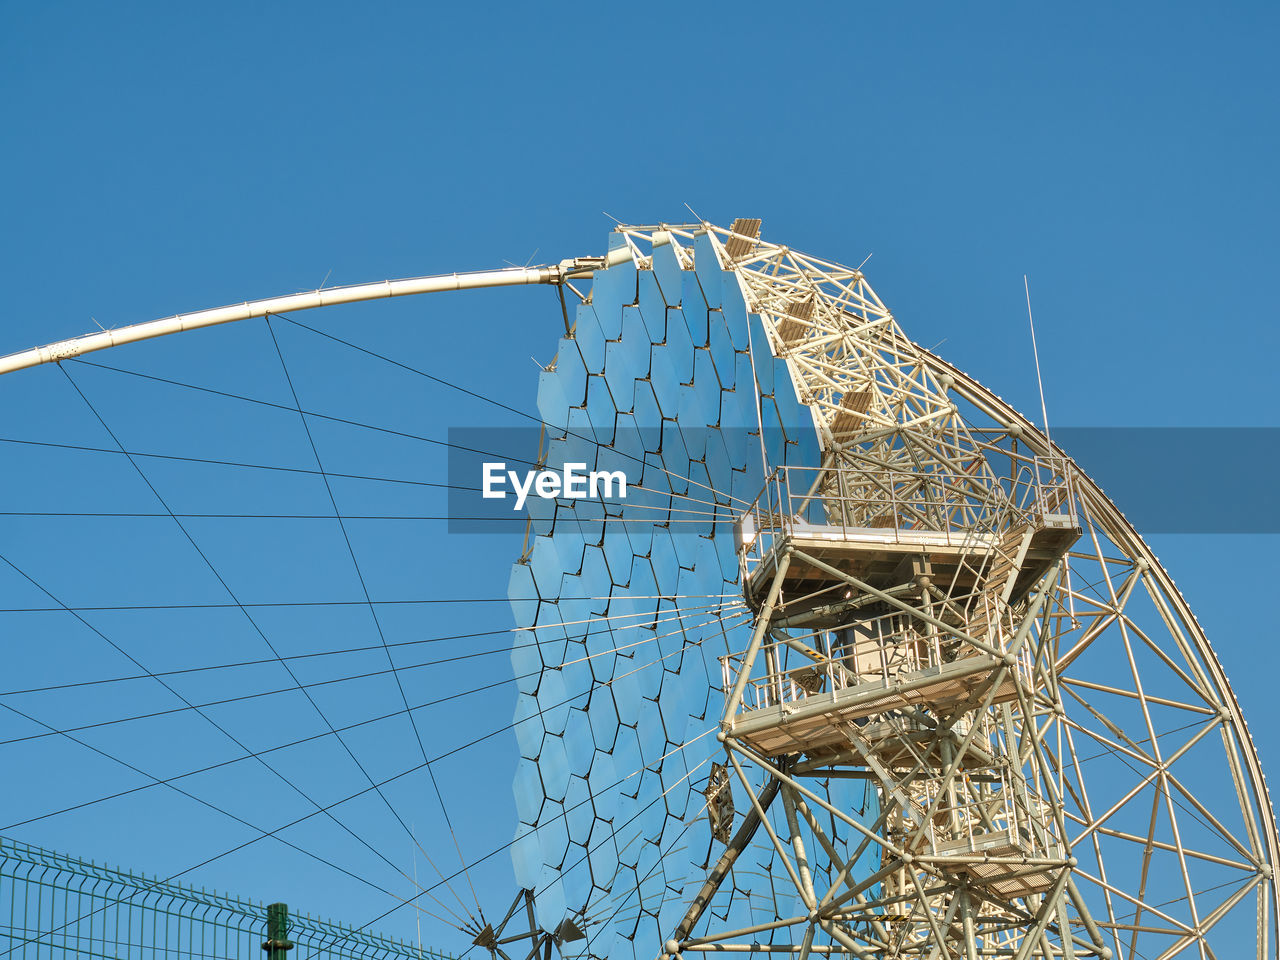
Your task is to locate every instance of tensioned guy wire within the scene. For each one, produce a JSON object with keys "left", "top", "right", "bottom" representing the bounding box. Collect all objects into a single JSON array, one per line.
[{"left": 53, "top": 364, "right": 482, "bottom": 923}]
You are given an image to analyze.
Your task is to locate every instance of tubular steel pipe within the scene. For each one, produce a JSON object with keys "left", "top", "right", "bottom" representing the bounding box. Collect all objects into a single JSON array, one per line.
[
  {"left": 0, "top": 265, "right": 564, "bottom": 376},
  {"left": 0, "top": 244, "right": 645, "bottom": 378}
]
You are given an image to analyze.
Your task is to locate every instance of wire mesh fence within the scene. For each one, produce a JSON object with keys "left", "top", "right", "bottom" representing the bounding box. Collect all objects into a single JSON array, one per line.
[{"left": 1, "top": 836, "right": 451, "bottom": 960}]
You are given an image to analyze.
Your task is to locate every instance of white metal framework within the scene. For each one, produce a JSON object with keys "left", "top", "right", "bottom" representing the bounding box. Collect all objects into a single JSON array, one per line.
[{"left": 604, "top": 221, "right": 1278, "bottom": 960}]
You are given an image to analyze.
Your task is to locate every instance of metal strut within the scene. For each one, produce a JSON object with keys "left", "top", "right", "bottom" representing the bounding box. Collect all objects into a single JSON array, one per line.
[{"left": 665, "top": 779, "right": 782, "bottom": 958}]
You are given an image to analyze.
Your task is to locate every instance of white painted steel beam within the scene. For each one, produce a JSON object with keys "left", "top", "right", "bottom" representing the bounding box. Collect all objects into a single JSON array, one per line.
[
  {"left": 0, "top": 266, "right": 558, "bottom": 376},
  {"left": 0, "top": 255, "right": 627, "bottom": 377}
]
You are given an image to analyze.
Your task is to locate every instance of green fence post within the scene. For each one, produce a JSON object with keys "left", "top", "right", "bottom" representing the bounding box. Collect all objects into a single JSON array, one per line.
[{"left": 263, "top": 902, "right": 294, "bottom": 959}]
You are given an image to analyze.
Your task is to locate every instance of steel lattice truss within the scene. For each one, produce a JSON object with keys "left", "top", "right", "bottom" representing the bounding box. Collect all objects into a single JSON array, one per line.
[{"left": 507, "top": 222, "right": 1279, "bottom": 960}]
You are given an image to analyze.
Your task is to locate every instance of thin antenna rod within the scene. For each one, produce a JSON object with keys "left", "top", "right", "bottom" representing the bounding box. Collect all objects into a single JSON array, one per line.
[{"left": 1024, "top": 274, "right": 1052, "bottom": 448}]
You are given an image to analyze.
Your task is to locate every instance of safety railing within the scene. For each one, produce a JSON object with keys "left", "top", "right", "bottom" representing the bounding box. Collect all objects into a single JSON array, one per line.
[
  {"left": 734, "top": 459, "right": 1074, "bottom": 583},
  {"left": 1001, "top": 456, "right": 1078, "bottom": 530},
  {"left": 718, "top": 601, "right": 1031, "bottom": 720},
  {"left": 915, "top": 773, "right": 1062, "bottom": 865}
]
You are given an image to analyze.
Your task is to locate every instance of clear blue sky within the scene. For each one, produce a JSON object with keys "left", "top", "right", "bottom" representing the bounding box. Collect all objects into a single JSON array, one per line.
[{"left": 1, "top": 0, "right": 1277, "bottom": 953}]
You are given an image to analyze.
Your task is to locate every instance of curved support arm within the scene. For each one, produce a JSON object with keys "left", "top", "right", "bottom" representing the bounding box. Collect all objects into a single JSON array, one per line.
[
  {"left": 1, "top": 263, "right": 573, "bottom": 377},
  {"left": 0, "top": 242, "right": 641, "bottom": 377}
]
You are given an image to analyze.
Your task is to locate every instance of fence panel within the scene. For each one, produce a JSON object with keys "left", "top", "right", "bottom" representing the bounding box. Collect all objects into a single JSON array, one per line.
[{"left": 1, "top": 837, "right": 450, "bottom": 960}]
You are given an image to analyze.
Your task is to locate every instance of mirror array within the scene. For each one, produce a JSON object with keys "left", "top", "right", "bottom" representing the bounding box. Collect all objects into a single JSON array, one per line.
[{"left": 507, "top": 231, "right": 841, "bottom": 953}]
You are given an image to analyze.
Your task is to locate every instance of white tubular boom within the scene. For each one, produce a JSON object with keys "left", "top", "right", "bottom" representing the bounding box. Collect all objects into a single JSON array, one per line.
[{"left": 0, "top": 247, "right": 631, "bottom": 377}]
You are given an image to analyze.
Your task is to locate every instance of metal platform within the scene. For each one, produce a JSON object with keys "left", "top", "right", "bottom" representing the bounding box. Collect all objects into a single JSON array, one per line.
[
  {"left": 795, "top": 713, "right": 998, "bottom": 772},
  {"left": 742, "top": 520, "right": 1079, "bottom": 616},
  {"left": 933, "top": 829, "right": 1064, "bottom": 899},
  {"left": 726, "top": 652, "right": 1025, "bottom": 758}
]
